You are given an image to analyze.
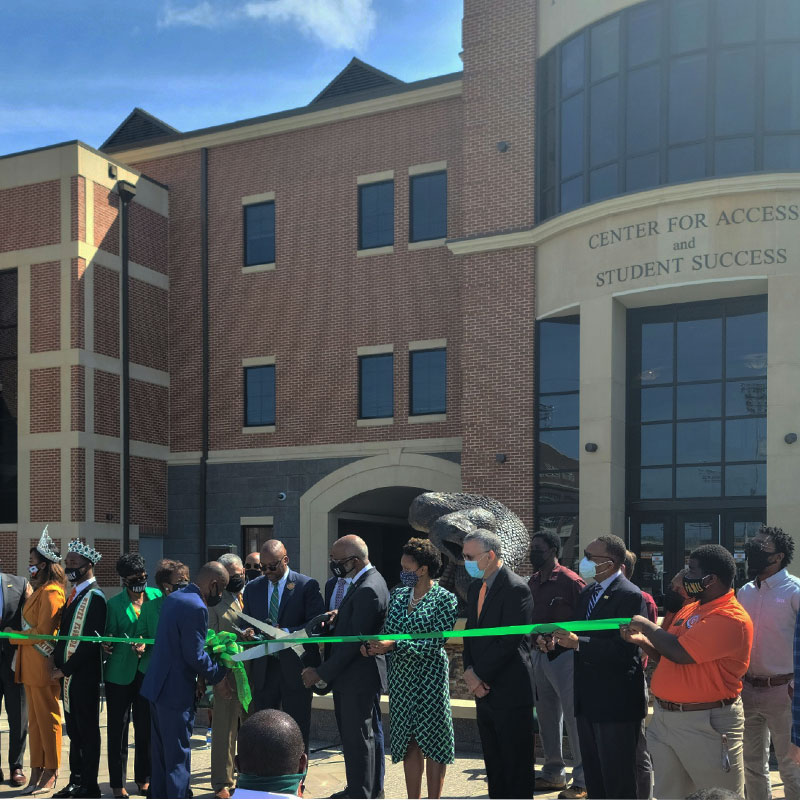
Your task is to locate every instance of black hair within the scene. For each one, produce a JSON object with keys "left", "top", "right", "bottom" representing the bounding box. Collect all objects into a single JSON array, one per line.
[
  {"left": 757, "top": 525, "right": 794, "bottom": 567},
  {"left": 237, "top": 709, "right": 304, "bottom": 776},
  {"left": 595, "top": 534, "right": 627, "bottom": 566},
  {"left": 401, "top": 537, "right": 443, "bottom": 578},
  {"left": 154, "top": 559, "right": 188, "bottom": 589},
  {"left": 623, "top": 550, "right": 637, "bottom": 578},
  {"left": 531, "top": 530, "right": 561, "bottom": 557},
  {"left": 116, "top": 552, "right": 146, "bottom": 579},
  {"left": 690, "top": 544, "right": 736, "bottom": 588}
]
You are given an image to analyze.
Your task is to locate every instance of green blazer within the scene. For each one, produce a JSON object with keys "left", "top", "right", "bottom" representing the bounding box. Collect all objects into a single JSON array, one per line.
[
  {"left": 105, "top": 587, "right": 162, "bottom": 685},
  {"left": 134, "top": 593, "right": 165, "bottom": 676}
]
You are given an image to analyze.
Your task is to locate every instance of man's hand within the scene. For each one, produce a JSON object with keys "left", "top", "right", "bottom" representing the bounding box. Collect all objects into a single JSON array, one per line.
[
  {"left": 628, "top": 615, "right": 658, "bottom": 634},
  {"left": 463, "top": 666, "right": 482, "bottom": 693},
  {"left": 214, "top": 674, "right": 234, "bottom": 701},
  {"left": 301, "top": 667, "right": 321, "bottom": 689},
  {"left": 535, "top": 634, "right": 552, "bottom": 653},
  {"left": 241, "top": 627, "right": 257, "bottom": 641},
  {"left": 551, "top": 629, "right": 579, "bottom": 650},
  {"left": 131, "top": 642, "right": 146, "bottom": 656},
  {"left": 24, "top": 583, "right": 33, "bottom": 599},
  {"left": 619, "top": 625, "right": 651, "bottom": 648},
  {"left": 196, "top": 678, "right": 206, "bottom": 701},
  {"left": 789, "top": 743, "right": 800, "bottom": 766},
  {"left": 473, "top": 681, "right": 491, "bottom": 698},
  {"left": 102, "top": 643, "right": 114, "bottom": 655}
]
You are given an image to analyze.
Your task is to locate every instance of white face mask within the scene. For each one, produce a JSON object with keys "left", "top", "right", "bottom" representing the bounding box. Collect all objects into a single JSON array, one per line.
[{"left": 579, "top": 556, "right": 612, "bottom": 581}]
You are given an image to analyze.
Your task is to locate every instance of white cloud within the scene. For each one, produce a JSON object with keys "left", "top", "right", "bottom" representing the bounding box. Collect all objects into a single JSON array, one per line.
[{"left": 158, "top": 1, "right": 232, "bottom": 30}]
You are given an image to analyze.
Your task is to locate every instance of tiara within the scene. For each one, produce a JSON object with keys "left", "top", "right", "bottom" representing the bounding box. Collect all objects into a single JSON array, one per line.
[
  {"left": 67, "top": 538, "right": 102, "bottom": 565},
  {"left": 36, "top": 526, "right": 61, "bottom": 563}
]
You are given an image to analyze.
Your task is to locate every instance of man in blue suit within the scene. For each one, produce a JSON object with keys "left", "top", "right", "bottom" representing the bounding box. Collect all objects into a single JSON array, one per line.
[
  {"left": 242, "top": 539, "right": 325, "bottom": 751},
  {"left": 141, "top": 561, "right": 231, "bottom": 799}
]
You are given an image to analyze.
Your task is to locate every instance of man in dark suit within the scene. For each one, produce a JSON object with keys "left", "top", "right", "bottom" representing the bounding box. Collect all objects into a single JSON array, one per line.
[
  {"left": 0, "top": 572, "right": 28, "bottom": 786},
  {"left": 141, "top": 562, "right": 232, "bottom": 799},
  {"left": 546, "top": 534, "right": 648, "bottom": 800},
  {"left": 301, "top": 535, "right": 389, "bottom": 800},
  {"left": 242, "top": 539, "right": 325, "bottom": 750},
  {"left": 462, "top": 528, "right": 535, "bottom": 800}
]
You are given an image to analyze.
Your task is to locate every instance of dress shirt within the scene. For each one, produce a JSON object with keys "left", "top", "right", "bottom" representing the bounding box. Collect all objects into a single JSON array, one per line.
[
  {"left": 350, "top": 563, "right": 374, "bottom": 585},
  {"left": 528, "top": 563, "right": 585, "bottom": 624},
  {"left": 594, "top": 568, "right": 623, "bottom": 594},
  {"left": 792, "top": 610, "right": 800, "bottom": 746},
  {"left": 737, "top": 568, "right": 800, "bottom": 676},
  {"left": 329, "top": 577, "right": 351, "bottom": 611},
  {"left": 70, "top": 576, "right": 96, "bottom": 602}
]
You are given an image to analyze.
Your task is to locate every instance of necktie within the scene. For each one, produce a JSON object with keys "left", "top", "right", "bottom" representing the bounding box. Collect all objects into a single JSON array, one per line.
[
  {"left": 477, "top": 582, "right": 487, "bottom": 618},
  {"left": 268, "top": 584, "right": 280, "bottom": 622},
  {"left": 586, "top": 583, "right": 603, "bottom": 619},
  {"left": 67, "top": 588, "right": 76, "bottom": 605},
  {"left": 333, "top": 578, "right": 347, "bottom": 610},
  {"left": 237, "top": 593, "right": 244, "bottom": 610}
]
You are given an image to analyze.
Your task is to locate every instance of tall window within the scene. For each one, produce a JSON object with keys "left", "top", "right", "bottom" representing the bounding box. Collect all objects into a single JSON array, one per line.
[
  {"left": 537, "top": 0, "right": 800, "bottom": 221},
  {"left": 410, "top": 172, "right": 447, "bottom": 242},
  {"left": 628, "top": 296, "right": 767, "bottom": 502},
  {"left": 359, "top": 354, "right": 393, "bottom": 418},
  {"left": 244, "top": 365, "right": 276, "bottom": 426},
  {"left": 410, "top": 348, "right": 446, "bottom": 415},
  {"left": 244, "top": 202, "right": 275, "bottom": 266},
  {"left": 535, "top": 316, "right": 580, "bottom": 568},
  {"left": 359, "top": 181, "right": 394, "bottom": 249},
  {"left": 0, "top": 270, "right": 17, "bottom": 523}
]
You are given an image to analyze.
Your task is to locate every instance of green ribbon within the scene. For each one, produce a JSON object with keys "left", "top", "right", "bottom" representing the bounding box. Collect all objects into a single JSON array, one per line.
[{"left": 205, "top": 630, "right": 252, "bottom": 712}]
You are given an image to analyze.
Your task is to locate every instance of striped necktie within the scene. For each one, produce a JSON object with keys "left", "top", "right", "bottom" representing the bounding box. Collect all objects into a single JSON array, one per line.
[
  {"left": 268, "top": 583, "right": 280, "bottom": 623},
  {"left": 332, "top": 578, "right": 347, "bottom": 609},
  {"left": 586, "top": 583, "right": 603, "bottom": 619}
]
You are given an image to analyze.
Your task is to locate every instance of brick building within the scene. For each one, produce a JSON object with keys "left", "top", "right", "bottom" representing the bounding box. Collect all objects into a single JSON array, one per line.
[{"left": 1, "top": 0, "right": 799, "bottom": 595}]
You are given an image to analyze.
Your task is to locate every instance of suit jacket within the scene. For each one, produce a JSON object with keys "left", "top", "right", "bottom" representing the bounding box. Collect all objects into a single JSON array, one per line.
[
  {"left": 105, "top": 586, "right": 162, "bottom": 685},
  {"left": 53, "top": 582, "right": 106, "bottom": 682},
  {"left": 571, "top": 574, "right": 647, "bottom": 723},
  {"left": 463, "top": 565, "right": 535, "bottom": 708},
  {"left": 141, "top": 583, "right": 227, "bottom": 712},
  {"left": 13, "top": 581, "right": 64, "bottom": 687},
  {"left": 0, "top": 573, "right": 28, "bottom": 665},
  {"left": 317, "top": 567, "right": 389, "bottom": 694}
]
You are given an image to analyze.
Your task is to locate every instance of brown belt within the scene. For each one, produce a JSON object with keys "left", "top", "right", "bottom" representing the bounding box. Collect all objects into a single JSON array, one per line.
[
  {"left": 744, "top": 673, "right": 793, "bottom": 688},
  {"left": 655, "top": 696, "right": 739, "bottom": 712}
]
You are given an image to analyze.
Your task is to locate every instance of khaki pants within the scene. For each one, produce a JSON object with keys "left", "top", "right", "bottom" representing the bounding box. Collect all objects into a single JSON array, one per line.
[
  {"left": 210, "top": 690, "right": 242, "bottom": 792},
  {"left": 649, "top": 698, "right": 745, "bottom": 799}
]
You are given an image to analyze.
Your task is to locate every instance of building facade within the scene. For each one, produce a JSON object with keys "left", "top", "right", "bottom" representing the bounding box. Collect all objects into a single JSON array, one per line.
[{"left": 1, "top": 0, "right": 798, "bottom": 597}]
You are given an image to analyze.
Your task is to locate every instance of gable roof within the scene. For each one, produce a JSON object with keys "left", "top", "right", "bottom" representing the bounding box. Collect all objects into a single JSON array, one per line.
[
  {"left": 310, "top": 57, "right": 404, "bottom": 105},
  {"left": 101, "top": 107, "right": 180, "bottom": 150}
]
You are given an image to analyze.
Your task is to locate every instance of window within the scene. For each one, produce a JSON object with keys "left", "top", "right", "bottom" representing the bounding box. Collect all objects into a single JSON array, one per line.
[
  {"left": 244, "top": 365, "right": 275, "bottom": 426},
  {"left": 410, "top": 348, "right": 446, "bottom": 415},
  {"left": 243, "top": 202, "right": 275, "bottom": 266},
  {"left": 359, "top": 354, "right": 393, "bottom": 419},
  {"left": 410, "top": 172, "right": 447, "bottom": 242},
  {"left": 359, "top": 181, "right": 394, "bottom": 250}
]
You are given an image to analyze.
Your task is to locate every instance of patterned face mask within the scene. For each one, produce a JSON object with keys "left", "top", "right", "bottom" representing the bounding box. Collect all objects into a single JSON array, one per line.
[{"left": 399, "top": 570, "right": 419, "bottom": 588}]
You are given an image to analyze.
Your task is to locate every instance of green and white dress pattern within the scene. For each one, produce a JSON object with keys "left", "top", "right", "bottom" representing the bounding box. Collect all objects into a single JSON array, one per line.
[{"left": 385, "top": 582, "right": 458, "bottom": 764}]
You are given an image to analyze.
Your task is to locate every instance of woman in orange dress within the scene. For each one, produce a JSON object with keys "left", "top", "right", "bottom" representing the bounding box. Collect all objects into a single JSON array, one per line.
[{"left": 9, "top": 529, "right": 66, "bottom": 795}]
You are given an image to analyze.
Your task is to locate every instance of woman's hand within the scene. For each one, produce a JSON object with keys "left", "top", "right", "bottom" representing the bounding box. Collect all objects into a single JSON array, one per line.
[{"left": 365, "top": 640, "right": 394, "bottom": 656}]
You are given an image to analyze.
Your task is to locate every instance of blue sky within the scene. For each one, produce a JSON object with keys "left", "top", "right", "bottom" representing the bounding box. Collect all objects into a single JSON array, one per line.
[{"left": 1, "top": 0, "right": 463, "bottom": 157}]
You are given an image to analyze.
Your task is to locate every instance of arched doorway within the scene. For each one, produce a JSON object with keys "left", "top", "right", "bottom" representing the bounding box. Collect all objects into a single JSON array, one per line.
[{"left": 299, "top": 452, "right": 461, "bottom": 584}]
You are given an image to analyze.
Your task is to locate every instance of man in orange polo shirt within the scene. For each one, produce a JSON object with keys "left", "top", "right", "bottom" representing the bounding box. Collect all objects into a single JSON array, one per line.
[{"left": 621, "top": 544, "right": 753, "bottom": 799}]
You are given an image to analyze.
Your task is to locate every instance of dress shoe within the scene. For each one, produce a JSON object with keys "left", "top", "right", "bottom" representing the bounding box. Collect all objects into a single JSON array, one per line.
[
  {"left": 329, "top": 789, "right": 349, "bottom": 799},
  {"left": 70, "top": 787, "right": 102, "bottom": 799},
  {"left": 536, "top": 776, "right": 567, "bottom": 791},
  {"left": 12, "top": 768, "right": 27, "bottom": 787},
  {"left": 559, "top": 786, "right": 588, "bottom": 799},
  {"left": 53, "top": 783, "right": 80, "bottom": 798}
]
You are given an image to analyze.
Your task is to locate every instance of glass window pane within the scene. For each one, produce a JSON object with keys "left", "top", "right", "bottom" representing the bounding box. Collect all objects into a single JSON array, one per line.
[
  {"left": 244, "top": 202, "right": 275, "bottom": 266},
  {"left": 590, "top": 164, "right": 618, "bottom": 202},
  {"left": 359, "top": 181, "right": 394, "bottom": 249},
  {"left": 537, "top": 473, "right": 579, "bottom": 505},
  {"left": 590, "top": 78, "right": 619, "bottom": 166},
  {"left": 245, "top": 366, "right": 275, "bottom": 426},
  {"left": 538, "top": 319, "right": 580, "bottom": 393},
  {"left": 410, "top": 349, "right": 446, "bottom": 415},
  {"left": 669, "top": 143, "right": 706, "bottom": 183},
  {"left": 359, "top": 354, "right": 393, "bottom": 418},
  {"left": 562, "top": 34, "right": 585, "bottom": 94},
  {"left": 540, "top": 188, "right": 557, "bottom": 221},
  {"left": 540, "top": 50, "right": 557, "bottom": 110},
  {"left": 669, "top": 55, "right": 707, "bottom": 143},
  {"left": 641, "top": 468, "right": 673, "bottom": 498},
  {"left": 727, "top": 311, "right": 767, "bottom": 376},
  {"left": 671, "top": 0, "right": 708, "bottom": 54},
  {"left": 677, "top": 420, "right": 721, "bottom": 463},
  {"left": 716, "top": 48, "right": 755, "bottom": 136},
  {"left": 627, "top": 153, "right": 660, "bottom": 192},
  {"left": 541, "top": 109, "right": 557, "bottom": 188},
  {"left": 715, "top": 138, "right": 755, "bottom": 176},
  {"left": 677, "top": 383, "right": 721, "bottom": 419},
  {"left": 628, "top": 2, "right": 661, "bottom": 67},
  {"left": 726, "top": 464, "right": 766, "bottom": 496},
  {"left": 641, "top": 423, "right": 673, "bottom": 466},
  {"left": 676, "top": 466, "right": 722, "bottom": 496},
  {"left": 561, "top": 93, "right": 585, "bottom": 176},
  {"left": 540, "top": 430, "right": 580, "bottom": 470},
  {"left": 627, "top": 65, "right": 661, "bottom": 154},
  {"left": 677, "top": 317, "right": 722, "bottom": 381},
  {"left": 591, "top": 17, "right": 620, "bottom": 80},
  {"left": 561, "top": 176, "right": 584, "bottom": 213},
  {"left": 539, "top": 393, "right": 579, "bottom": 429},
  {"left": 726, "top": 380, "right": 767, "bottom": 416},
  {"left": 717, "top": 0, "right": 757, "bottom": 44},
  {"left": 726, "top": 417, "right": 767, "bottom": 461},
  {"left": 410, "top": 172, "right": 447, "bottom": 242},
  {"left": 765, "top": 45, "right": 800, "bottom": 132},
  {"left": 765, "top": 0, "right": 800, "bottom": 39},
  {"left": 683, "top": 519, "right": 717, "bottom": 550},
  {"left": 642, "top": 387, "right": 673, "bottom": 421},
  {"left": 640, "top": 321, "right": 673, "bottom": 385},
  {"left": 764, "top": 135, "right": 800, "bottom": 170}
]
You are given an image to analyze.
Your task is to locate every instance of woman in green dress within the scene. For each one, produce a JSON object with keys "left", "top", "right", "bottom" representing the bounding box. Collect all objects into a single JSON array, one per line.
[{"left": 364, "top": 538, "right": 457, "bottom": 799}]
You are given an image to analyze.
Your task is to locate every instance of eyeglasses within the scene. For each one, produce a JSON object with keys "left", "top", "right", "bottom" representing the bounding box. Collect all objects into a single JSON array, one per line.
[
  {"left": 124, "top": 573, "right": 147, "bottom": 585},
  {"left": 244, "top": 562, "right": 261, "bottom": 570},
  {"left": 263, "top": 559, "right": 286, "bottom": 571},
  {"left": 748, "top": 542, "right": 777, "bottom": 554},
  {"left": 462, "top": 550, "right": 489, "bottom": 562}
]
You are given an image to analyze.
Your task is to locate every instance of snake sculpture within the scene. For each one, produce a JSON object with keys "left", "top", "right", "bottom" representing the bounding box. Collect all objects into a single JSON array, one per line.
[{"left": 408, "top": 491, "right": 530, "bottom": 608}]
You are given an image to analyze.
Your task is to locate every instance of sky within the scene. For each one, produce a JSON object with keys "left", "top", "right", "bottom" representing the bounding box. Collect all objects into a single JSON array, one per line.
[{"left": 0, "top": 0, "right": 464, "bottom": 157}]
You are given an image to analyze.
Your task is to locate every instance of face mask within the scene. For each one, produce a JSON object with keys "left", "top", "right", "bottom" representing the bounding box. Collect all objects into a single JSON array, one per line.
[
  {"left": 330, "top": 558, "right": 353, "bottom": 579},
  {"left": 530, "top": 551, "right": 549, "bottom": 569},
  {"left": 227, "top": 575, "right": 245, "bottom": 594},
  {"left": 170, "top": 581, "right": 189, "bottom": 592},
  {"left": 126, "top": 580, "right": 147, "bottom": 593},
  {"left": 29, "top": 564, "right": 43, "bottom": 577},
  {"left": 66, "top": 565, "right": 88, "bottom": 584},
  {"left": 206, "top": 588, "right": 223, "bottom": 608},
  {"left": 683, "top": 574, "right": 710, "bottom": 599},
  {"left": 745, "top": 544, "right": 774, "bottom": 575},
  {"left": 662, "top": 588, "right": 685, "bottom": 614},
  {"left": 464, "top": 559, "right": 485, "bottom": 579},
  {"left": 245, "top": 569, "right": 262, "bottom": 583},
  {"left": 399, "top": 569, "right": 419, "bottom": 588},
  {"left": 579, "top": 556, "right": 611, "bottom": 581}
]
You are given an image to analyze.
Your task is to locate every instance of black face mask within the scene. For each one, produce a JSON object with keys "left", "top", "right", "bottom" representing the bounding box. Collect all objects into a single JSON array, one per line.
[
  {"left": 206, "top": 588, "right": 223, "bottom": 608},
  {"left": 662, "top": 588, "right": 686, "bottom": 614},
  {"left": 126, "top": 580, "right": 147, "bottom": 594},
  {"left": 245, "top": 569, "right": 262, "bottom": 583},
  {"left": 745, "top": 543, "right": 776, "bottom": 576},
  {"left": 66, "top": 564, "right": 89, "bottom": 584},
  {"left": 171, "top": 581, "right": 189, "bottom": 592},
  {"left": 683, "top": 573, "right": 710, "bottom": 599},
  {"left": 227, "top": 575, "right": 245, "bottom": 594},
  {"left": 530, "top": 551, "right": 549, "bottom": 569},
  {"left": 329, "top": 558, "right": 354, "bottom": 579}
]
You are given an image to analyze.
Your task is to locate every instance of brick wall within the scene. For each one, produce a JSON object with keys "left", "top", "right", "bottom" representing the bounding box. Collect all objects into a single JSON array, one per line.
[
  {"left": 71, "top": 257, "right": 85, "bottom": 348},
  {"left": 94, "top": 263, "right": 119, "bottom": 359},
  {"left": 71, "top": 175, "right": 86, "bottom": 243},
  {"left": 71, "top": 448, "right": 85, "bottom": 522},
  {"left": 129, "top": 201, "right": 168, "bottom": 275},
  {"left": 29, "top": 367, "right": 60, "bottom": 433},
  {"left": 0, "top": 531, "right": 17, "bottom": 574},
  {"left": 130, "top": 380, "right": 168, "bottom": 446},
  {"left": 94, "top": 183, "right": 120, "bottom": 256},
  {"left": 71, "top": 365, "right": 85, "bottom": 432},
  {"left": 30, "top": 261, "right": 60, "bottom": 353},
  {"left": 131, "top": 456, "right": 167, "bottom": 530},
  {"left": 94, "top": 450, "right": 120, "bottom": 523},
  {"left": 93, "top": 369, "right": 120, "bottom": 437},
  {"left": 94, "top": 538, "right": 121, "bottom": 585},
  {"left": 30, "top": 449, "right": 61, "bottom": 522},
  {"left": 0, "top": 180, "right": 60, "bottom": 253},
  {"left": 129, "top": 279, "right": 168, "bottom": 372}
]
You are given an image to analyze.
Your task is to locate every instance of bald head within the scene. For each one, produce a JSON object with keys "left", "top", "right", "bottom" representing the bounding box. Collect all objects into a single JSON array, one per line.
[
  {"left": 332, "top": 535, "right": 368, "bottom": 561},
  {"left": 194, "top": 561, "right": 228, "bottom": 607},
  {"left": 261, "top": 539, "right": 289, "bottom": 583}
]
